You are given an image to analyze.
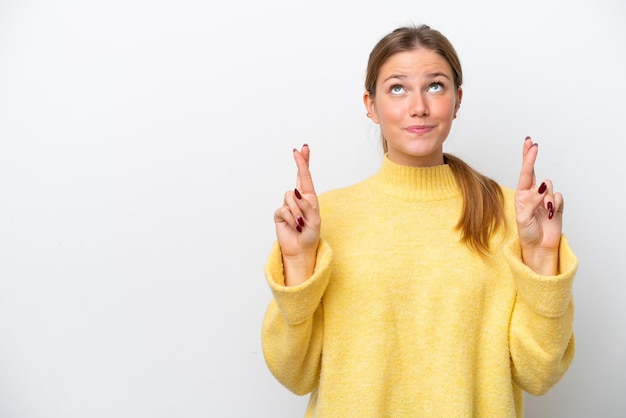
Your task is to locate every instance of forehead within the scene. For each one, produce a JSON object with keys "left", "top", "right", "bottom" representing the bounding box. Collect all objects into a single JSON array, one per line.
[{"left": 378, "top": 48, "right": 453, "bottom": 79}]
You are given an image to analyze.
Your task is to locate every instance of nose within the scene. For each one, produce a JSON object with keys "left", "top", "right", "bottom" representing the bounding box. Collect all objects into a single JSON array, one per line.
[{"left": 410, "top": 93, "right": 429, "bottom": 117}]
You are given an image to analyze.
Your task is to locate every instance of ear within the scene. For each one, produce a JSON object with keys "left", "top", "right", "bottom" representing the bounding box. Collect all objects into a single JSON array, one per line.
[
  {"left": 363, "top": 91, "right": 380, "bottom": 124},
  {"left": 454, "top": 87, "right": 463, "bottom": 118}
]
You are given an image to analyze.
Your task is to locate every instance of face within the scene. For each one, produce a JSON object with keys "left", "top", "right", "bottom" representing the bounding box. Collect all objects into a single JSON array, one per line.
[{"left": 364, "top": 48, "right": 462, "bottom": 167}]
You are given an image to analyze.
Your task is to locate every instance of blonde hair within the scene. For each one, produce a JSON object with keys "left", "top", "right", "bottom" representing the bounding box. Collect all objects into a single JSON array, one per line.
[{"left": 365, "top": 25, "right": 505, "bottom": 254}]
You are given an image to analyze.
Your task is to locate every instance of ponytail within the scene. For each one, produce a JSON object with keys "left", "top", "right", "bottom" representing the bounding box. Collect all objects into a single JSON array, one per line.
[{"left": 443, "top": 153, "right": 505, "bottom": 255}]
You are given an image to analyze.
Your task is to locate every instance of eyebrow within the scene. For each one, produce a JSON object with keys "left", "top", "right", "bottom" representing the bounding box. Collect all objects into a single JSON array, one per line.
[
  {"left": 382, "top": 74, "right": 408, "bottom": 84},
  {"left": 382, "top": 72, "right": 452, "bottom": 84},
  {"left": 426, "top": 72, "right": 452, "bottom": 80}
]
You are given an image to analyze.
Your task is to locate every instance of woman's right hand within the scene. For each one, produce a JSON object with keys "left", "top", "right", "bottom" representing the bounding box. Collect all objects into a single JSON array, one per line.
[{"left": 273, "top": 144, "right": 321, "bottom": 286}]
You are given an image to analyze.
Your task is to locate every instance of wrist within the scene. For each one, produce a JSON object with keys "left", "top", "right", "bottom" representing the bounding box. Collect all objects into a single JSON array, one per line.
[
  {"left": 521, "top": 246, "right": 559, "bottom": 276},
  {"left": 282, "top": 250, "right": 317, "bottom": 286}
]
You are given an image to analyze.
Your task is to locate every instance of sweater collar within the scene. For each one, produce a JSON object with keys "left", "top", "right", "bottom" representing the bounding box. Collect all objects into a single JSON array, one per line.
[{"left": 370, "top": 154, "right": 460, "bottom": 201}]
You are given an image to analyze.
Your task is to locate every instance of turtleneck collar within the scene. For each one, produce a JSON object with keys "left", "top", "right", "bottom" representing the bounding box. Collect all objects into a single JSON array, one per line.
[{"left": 369, "top": 154, "right": 460, "bottom": 201}]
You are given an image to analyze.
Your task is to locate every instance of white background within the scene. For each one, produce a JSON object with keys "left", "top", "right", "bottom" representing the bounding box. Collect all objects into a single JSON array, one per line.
[{"left": 1, "top": 0, "right": 624, "bottom": 417}]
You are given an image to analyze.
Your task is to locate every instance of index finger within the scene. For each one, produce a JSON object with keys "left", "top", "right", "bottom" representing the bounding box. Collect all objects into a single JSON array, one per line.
[
  {"left": 517, "top": 137, "right": 538, "bottom": 191},
  {"left": 293, "top": 145, "right": 316, "bottom": 194}
]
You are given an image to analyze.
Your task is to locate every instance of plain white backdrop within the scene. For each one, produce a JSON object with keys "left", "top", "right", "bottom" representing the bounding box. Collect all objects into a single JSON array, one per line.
[{"left": 0, "top": 0, "right": 624, "bottom": 416}]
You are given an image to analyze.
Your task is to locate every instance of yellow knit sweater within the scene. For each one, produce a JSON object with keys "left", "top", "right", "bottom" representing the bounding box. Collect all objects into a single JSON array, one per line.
[{"left": 262, "top": 155, "right": 577, "bottom": 417}]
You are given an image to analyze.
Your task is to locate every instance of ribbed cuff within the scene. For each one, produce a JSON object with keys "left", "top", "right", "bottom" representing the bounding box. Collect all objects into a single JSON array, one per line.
[
  {"left": 265, "top": 239, "right": 334, "bottom": 324},
  {"left": 504, "top": 235, "right": 578, "bottom": 317}
]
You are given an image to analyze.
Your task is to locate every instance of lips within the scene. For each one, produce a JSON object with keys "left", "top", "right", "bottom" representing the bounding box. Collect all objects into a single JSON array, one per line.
[{"left": 406, "top": 125, "right": 434, "bottom": 134}]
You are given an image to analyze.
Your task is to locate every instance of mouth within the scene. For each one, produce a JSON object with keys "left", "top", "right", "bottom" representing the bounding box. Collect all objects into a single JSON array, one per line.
[{"left": 406, "top": 125, "right": 435, "bottom": 135}]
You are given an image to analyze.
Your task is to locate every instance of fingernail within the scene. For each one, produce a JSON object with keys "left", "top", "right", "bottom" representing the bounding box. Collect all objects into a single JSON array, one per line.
[
  {"left": 296, "top": 225, "right": 302, "bottom": 233},
  {"left": 293, "top": 148, "right": 297, "bottom": 153},
  {"left": 294, "top": 188, "right": 302, "bottom": 199},
  {"left": 302, "top": 143, "right": 308, "bottom": 148},
  {"left": 525, "top": 136, "right": 531, "bottom": 141},
  {"left": 297, "top": 216, "right": 305, "bottom": 227},
  {"left": 547, "top": 202, "right": 554, "bottom": 220},
  {"left": 533, "top": 143, "right": 539, "bottom": 147},
  {"left": 538, "top": 182, "right": 547, "bottom": 194}
]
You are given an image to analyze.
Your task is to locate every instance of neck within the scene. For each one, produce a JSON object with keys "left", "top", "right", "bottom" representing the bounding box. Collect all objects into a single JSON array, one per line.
[{"left": 385, "top": 149, "right": 445, "bottom": 168}]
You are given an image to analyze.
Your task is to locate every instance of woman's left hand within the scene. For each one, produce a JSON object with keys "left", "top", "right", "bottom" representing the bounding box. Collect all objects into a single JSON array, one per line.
[{"left": 514, "top": 136, "right": 563, "bottom": 275}]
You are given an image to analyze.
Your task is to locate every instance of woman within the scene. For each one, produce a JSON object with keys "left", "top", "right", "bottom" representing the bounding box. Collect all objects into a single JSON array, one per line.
[{"left": 262, "top": 24, "right": 577, "bottom": 417}]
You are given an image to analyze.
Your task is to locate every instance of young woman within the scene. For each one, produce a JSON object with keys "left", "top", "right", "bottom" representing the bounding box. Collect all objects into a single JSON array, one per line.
[{"left": 262, "top": 24, "right": 577, "bottom": 417}]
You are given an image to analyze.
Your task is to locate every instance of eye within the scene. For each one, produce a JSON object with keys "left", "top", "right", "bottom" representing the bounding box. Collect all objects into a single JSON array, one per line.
[
  {"left": 427, "top": 82, "right": 444, "bottom": 93},
  {"left": 390, "top": 84, "right": 406, "bottom": 95}
]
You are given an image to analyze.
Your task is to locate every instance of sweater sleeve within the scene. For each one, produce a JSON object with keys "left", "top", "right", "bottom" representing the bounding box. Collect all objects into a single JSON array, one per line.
[
  {"left": 261, "top": 239, "right": 333, "bottom": 395},
  {"left": 504, "top": 234, "right": 578, "bottom": 395}
]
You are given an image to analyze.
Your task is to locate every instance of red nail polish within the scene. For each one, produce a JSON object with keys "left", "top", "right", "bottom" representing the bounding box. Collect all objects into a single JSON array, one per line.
[
  {"left": 538, "top": 182, "right": 547, "bottom": 194},
  {"left": 294, "top": 188, "right": 302, "bottom": 199},
  {"left": 297, "top": 216, "right": 305, "bottom": 227},
  {"left": 547, "top": 202, "right": 554, "bottom": 219},
  {"left": 296, "top": 225, "right": 302, "bottom": 233}
]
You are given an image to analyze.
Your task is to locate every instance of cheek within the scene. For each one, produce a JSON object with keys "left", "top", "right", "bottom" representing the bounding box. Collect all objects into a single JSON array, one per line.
[
  {"left": 379, "top": 100, "right": 405, "bottom": 122},
  {"left": 436, "top": 98, "right": 457, "bottom": 118}
]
